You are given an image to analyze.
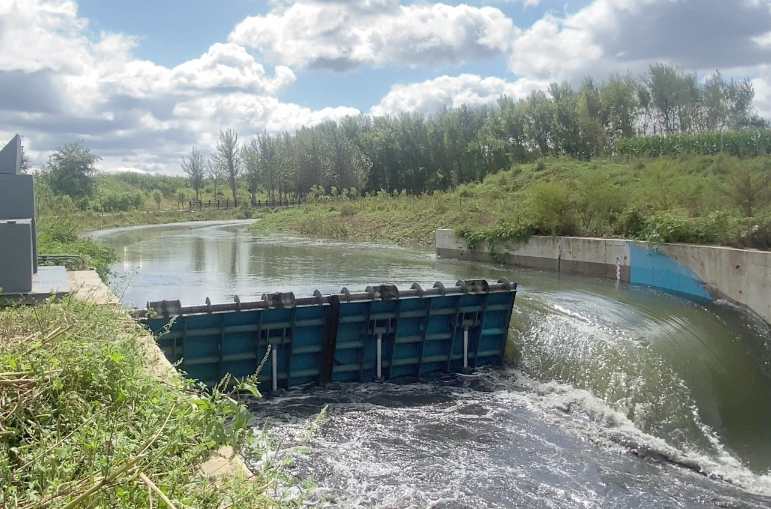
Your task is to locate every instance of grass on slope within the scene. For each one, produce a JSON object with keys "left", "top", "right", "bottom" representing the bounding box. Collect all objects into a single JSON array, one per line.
[{"left": 251, "top": 155, "right": 771, "bottom": 250}]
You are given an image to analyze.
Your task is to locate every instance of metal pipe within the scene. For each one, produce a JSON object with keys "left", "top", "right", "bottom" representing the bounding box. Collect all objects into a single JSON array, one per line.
[
  {"left": 271, "top": 347, "right": 278, "bottom": 393},
  {"left": 376, "top": 333, "right": 383, "bottom": 380},
  {"left": 463, "top": 326, "right": 469, "bottom": 369}
]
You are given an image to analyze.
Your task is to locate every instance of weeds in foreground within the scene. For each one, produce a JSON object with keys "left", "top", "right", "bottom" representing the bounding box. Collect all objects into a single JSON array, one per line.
[{"left": 0, "top": 298, "right": 303, "bottom": 508}]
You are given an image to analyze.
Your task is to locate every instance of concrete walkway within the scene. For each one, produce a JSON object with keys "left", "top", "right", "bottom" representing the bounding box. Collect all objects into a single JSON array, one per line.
[{"left": 67, "top": 270, "right": 120, "bottom": 305}]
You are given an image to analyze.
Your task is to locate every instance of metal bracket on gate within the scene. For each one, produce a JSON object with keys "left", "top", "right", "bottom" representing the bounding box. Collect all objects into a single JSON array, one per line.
[
  {"left": 456, "top": 279, "right": 490, "bottom": 294},
  {"left": 365, "top": 284, "right": 400, "bottom": 301},
  {"left": 147, "top": 299, "right": 182, "bottom": 318},
  {"left": 262, "top": 292, "right": 296, "bottom": 309}
]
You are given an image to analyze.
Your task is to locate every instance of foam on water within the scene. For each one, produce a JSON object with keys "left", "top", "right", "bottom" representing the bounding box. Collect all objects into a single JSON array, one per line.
[{"left": 247, "top": 369, "right": 771, "bottom": 508}]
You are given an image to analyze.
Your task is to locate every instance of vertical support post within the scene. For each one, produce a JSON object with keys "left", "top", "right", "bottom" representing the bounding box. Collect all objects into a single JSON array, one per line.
[
  {"left": 376, "top": 333, "right": 383, "bottom": 381},
  {"left": 319, "top": 296, "right": 341, "bottom": 385},
  {"left": 417, "top": 298, "right": 433, "bottom": 379},
  {"left": 217, "top": 314, "right": 225, "bottom": 382},
  {"left": 463, "top": 326, "right": 469, "bottom": 370},
  {"left": 271, "top": 346, "right": 278, "bottom": 393}
]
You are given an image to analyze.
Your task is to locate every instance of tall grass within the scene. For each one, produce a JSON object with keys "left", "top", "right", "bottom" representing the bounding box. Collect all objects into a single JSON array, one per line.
[{"left": 0, "top": 298, "right": 299, "bottom": 508}]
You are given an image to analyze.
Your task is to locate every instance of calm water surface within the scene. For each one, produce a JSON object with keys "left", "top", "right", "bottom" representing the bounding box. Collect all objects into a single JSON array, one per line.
[{"left": 95, "top": 221, "right": 771, "bottom": 508}]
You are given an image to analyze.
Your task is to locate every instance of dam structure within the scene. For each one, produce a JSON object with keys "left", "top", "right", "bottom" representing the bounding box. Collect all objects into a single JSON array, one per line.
[{"left": 138, "top": 279, "right": 517, "bottom": 391}]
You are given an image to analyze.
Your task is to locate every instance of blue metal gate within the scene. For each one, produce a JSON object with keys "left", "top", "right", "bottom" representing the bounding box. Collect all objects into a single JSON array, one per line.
[{"left": 138, "top": 279, "right": 517, "bottom": 390}]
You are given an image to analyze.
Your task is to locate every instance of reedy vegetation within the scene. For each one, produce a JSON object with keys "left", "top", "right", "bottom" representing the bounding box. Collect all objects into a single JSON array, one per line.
[{"left": 0, "top": 298, "right": 302, "bottom": 508}]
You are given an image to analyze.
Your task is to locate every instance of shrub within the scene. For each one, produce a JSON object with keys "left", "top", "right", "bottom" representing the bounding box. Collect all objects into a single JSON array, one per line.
[
  {"left": 0, "top": 299, "right": 287, "bottom": 508},
  {"left": 616, "top": 207, "right": 646, "bottom": 238},
  {"left": 637, "top": 211, "right": 736, "bottom": 245},
  {"left": 525, "top": 179, "right": 576, "bottom": 235},
  {"left": 37, "top": 219, "right": 117, "bottom": 279},
  {"left": 339, "top": 203, "right": 356, "bottom": 217},
  {"left": 734, "top": 214, "right": 771, "bottom": 250}
]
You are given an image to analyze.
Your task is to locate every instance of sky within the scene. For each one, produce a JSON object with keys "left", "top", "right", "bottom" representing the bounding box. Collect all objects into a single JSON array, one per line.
[{"left": 1, "top": 0, "right": 771, "bottom": 174}]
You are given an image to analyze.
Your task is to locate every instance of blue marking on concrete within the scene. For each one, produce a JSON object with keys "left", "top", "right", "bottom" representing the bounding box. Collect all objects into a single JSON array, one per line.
[{"left": 627, "top": 242, "right": 712, "bottom": 301}]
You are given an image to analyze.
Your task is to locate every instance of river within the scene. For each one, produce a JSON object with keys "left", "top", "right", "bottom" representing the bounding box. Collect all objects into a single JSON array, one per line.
[{"left": 94, "top": 220, "right": 771, "bottom": 508}]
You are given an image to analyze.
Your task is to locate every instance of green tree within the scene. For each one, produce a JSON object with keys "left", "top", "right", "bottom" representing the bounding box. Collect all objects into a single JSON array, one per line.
[
  {"left": 600, "top": 73, "right": 639, "bottom": 143},
  {"left": 214, "top": 128, "right": 240, "bottom": 203},
  {"left": 43, "top": 141, "right": 100, "bottom": 198},
  {"left": 241, "top": 138, "right": 261, "bottom": 204},
  {"left": 207, "top": 159, "right": 226, "bottom": 200},
  {"left": 548, "top": 81, "right": 581, "bottom": 158},
  {"left": 522, "top": 90, "right": 554, "bottom": 157},
  {"left": 153, "top": 189, "right": 162, "bottom": 210},
  {"left": 181, "top": 147, "right": 206, "bottom": 202},
  {"left": 724, "top": 159, "right": 771, "bottom": 217},
  {"left": 257, "top": 130, "right": 280, "bottom": 203}
]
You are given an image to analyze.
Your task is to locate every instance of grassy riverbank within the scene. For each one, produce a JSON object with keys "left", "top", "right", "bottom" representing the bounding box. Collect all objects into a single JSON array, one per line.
[
  {"left": 6, "top": 180, "right": 305, "bottom": 509},
  {"left": 0, "top": 297, "right": 298, "bottom": 508},
  {"left": 251, "top": 155, "right": 771, "bottom": 250}
]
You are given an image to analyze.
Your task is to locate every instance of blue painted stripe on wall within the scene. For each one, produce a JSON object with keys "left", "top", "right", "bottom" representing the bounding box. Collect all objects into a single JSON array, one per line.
[{"left": 627, "top": 242, "right": 712, "bottom": 301}]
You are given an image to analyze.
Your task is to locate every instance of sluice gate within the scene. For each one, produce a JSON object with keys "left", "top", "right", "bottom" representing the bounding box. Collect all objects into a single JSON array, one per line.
[{"left": 138, "top": 279, "right": 517, "bottom": 391}]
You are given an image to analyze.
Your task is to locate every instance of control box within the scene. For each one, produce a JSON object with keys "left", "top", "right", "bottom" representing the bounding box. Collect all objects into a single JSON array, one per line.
[{"left": 0, "top": 219, "right": 33, "bottom": 293}]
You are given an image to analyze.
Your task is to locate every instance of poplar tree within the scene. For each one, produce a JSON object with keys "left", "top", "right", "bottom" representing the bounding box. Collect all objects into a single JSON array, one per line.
[
  {"left": 181, "top": 147, "right": 206, "bottom": 202},
  {"left": 214, "top": 128, "right": 240, "bottom": 203}
]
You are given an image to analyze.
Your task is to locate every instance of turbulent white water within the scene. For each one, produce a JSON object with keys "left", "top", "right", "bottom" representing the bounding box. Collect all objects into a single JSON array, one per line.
[
  {"left": 248, "top": 370, "right": 771, "bottom": 508},
  {"left": 97, "top": 222, "right": 771, "bottom": 508}
]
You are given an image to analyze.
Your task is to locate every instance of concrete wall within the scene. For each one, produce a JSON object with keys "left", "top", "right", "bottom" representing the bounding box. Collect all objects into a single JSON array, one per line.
[{"left": 436, "top": 229, "right": 771, "bottom": 324}]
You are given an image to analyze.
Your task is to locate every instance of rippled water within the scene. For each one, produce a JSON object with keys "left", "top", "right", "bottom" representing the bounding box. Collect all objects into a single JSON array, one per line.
[{"left": 96, "top": 221, "right": 771, "bottom": 508}]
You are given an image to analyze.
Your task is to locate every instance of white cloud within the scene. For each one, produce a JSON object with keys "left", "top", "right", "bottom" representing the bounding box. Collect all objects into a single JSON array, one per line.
[
  {"left": 168, "top": 43, "right": 296, "bottom": 94},
  {"left": 0, "top": 0, "right": 91, "bottom": 74},
  {"left": 752, "top": 70, "right": 771, "bottom": 120},
  {"left": 487, "top": 0, "right": 541, "bottom": 6},
  {"left": 0, "top": 0, "right": 360, "bottom": 174},
  {"left": 508, "top": 0, "right": 771, "bottom": 83},
  {"left": 509, "top": 11, "right": 604, "bottom": 81},
  {"left": 371, "top": 74, "right": 545, "bottom": 116},
  {"left": 229, "top": 1, "right": 516, "bottom": 71}
]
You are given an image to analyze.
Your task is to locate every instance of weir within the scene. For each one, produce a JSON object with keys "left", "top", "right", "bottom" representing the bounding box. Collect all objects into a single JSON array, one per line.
[{"left": 138, "top": 279, "right": 517, "bottom": 390}]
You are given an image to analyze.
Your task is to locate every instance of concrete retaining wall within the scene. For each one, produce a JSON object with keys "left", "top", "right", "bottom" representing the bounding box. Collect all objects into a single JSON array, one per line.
[{"left": 436, "top": 229, "right": 771, "bottom": 324}]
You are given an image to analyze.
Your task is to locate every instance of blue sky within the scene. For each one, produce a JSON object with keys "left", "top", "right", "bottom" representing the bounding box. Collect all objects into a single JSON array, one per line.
[{"left": 1, "top": 0, "right": 770, "bottom": 174}]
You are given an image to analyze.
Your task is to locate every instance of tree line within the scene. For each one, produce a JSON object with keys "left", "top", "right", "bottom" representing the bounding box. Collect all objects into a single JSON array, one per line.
[
  {"left": 36, "top": 63, "right": 767, "bottom": 204},
  {"left": 183, "top": 64, "right": 768, "bottom": 201}
]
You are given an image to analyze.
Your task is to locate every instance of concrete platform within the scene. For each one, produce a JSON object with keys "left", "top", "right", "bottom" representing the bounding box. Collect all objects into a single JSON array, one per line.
[
  {"left": 0, "top": 266, "right": 71, "bottom": 304},
  {"left": 67, "top": 269, "right": 120, "bottom": 305}
]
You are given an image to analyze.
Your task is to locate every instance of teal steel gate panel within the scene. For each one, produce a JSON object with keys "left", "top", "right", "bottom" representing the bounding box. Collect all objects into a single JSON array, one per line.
[{"left": 140, "top": 280, "right": 517, "bottom": 390}]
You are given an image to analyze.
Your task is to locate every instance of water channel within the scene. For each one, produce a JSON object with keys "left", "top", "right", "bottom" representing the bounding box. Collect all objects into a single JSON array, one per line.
[{"left": 94, "top": 220, "right": 771, "bottom": 508}]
